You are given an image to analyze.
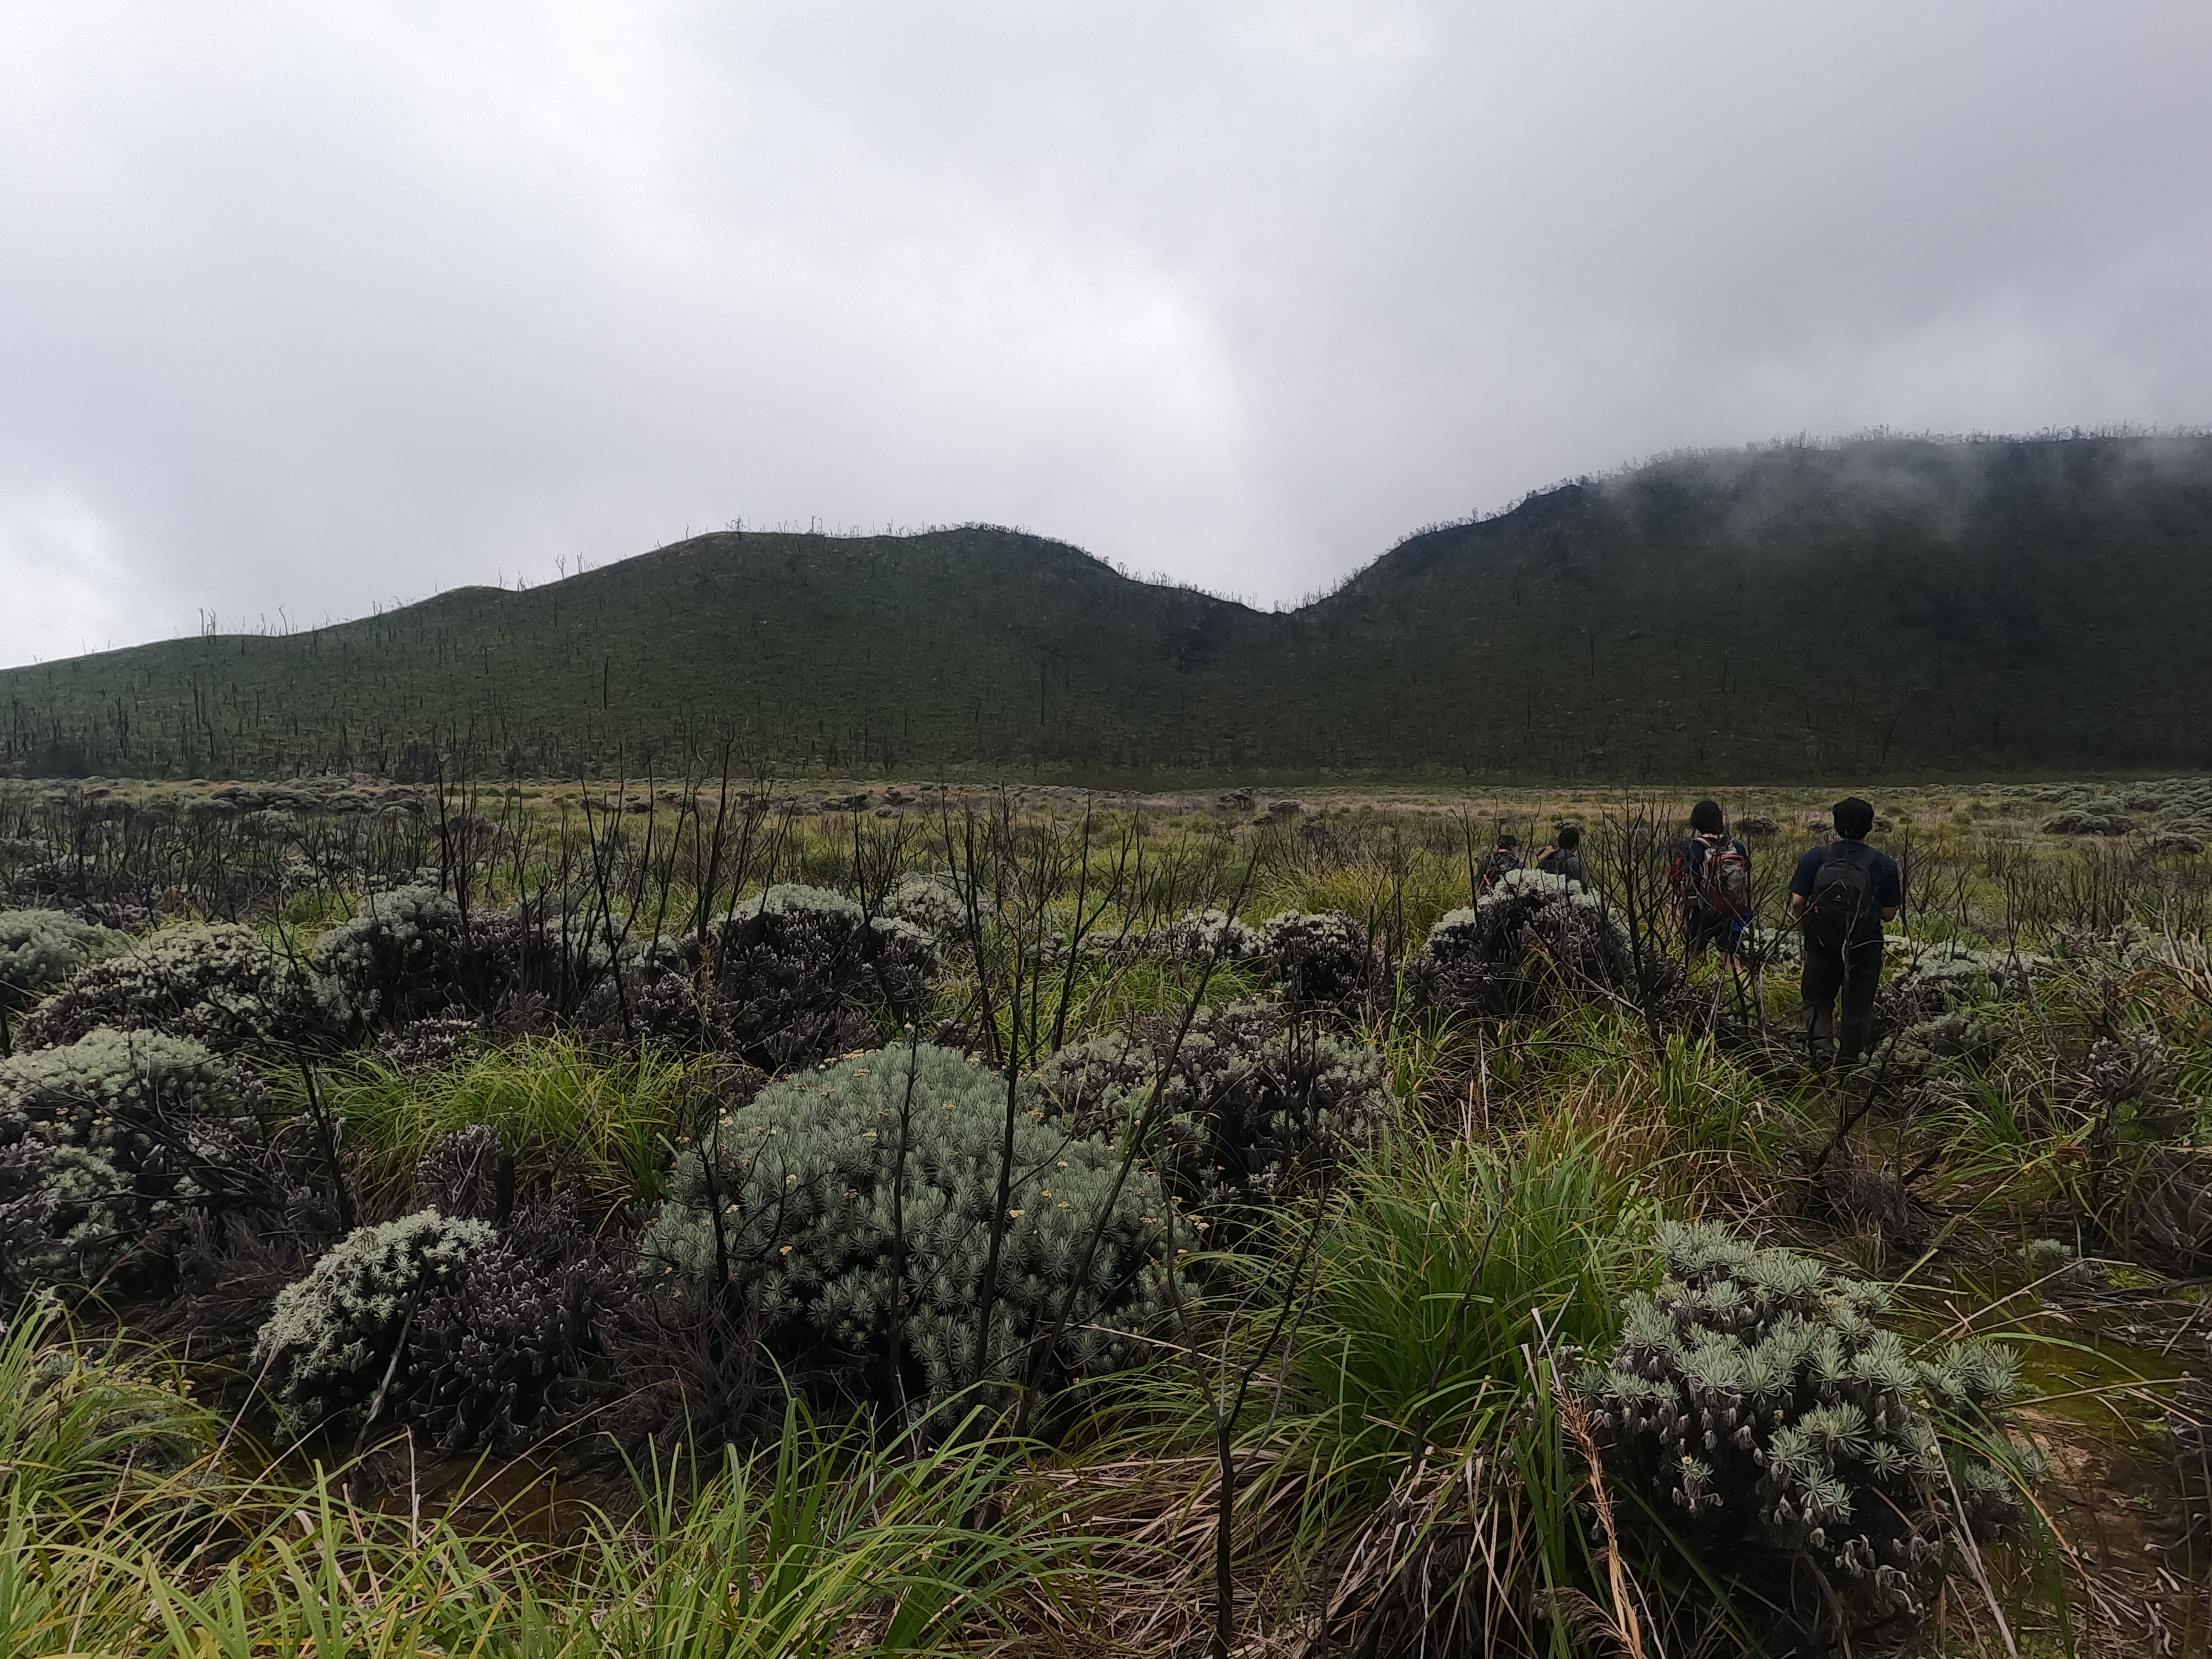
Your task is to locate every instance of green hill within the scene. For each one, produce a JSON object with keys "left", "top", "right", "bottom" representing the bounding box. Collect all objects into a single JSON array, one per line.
[{"left": 6, "top": 432, "right": 2210, "bottom": 783}]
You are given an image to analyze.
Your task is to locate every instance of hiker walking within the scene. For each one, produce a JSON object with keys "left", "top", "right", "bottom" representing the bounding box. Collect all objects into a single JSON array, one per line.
[
  {"left": 1477, "top": 833, "right": 1523, "bottom": 892},
  {"left": 1788, "top": 796, "right": 1901, "bottom": 1066},
  {"left": 1670, "top": 800, "right": 1753, "bottom": 958},
  {"left": 1535, "top": 823, "right": 1588, "bottom": 888}
]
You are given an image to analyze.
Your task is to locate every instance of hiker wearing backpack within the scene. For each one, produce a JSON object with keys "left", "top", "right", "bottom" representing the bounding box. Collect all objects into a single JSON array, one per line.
[
  {"left": 1788, "top": 796, "right": 1902, "bottom": 1066},
  {"left": 1671, "top": 800, "right": 1753, "bottom": 958},
  {"left": 1536, "top": 823, "right": 1588, "bottom": 888},
  {"left": 1477, "top": 833, "right": 1524, "bottom": 892}
]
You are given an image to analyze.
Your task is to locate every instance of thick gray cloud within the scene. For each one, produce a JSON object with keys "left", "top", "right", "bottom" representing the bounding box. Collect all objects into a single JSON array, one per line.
[{"left": 2, "top": 1, "right": 2206, "bottom": 665}]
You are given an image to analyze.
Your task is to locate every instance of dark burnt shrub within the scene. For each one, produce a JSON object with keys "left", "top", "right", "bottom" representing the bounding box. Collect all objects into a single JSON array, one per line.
[
  {"left": 452, "top": 901, "right": 597, "bottom": 1029},
  {"left": 310, "top": 884, "right": 466, "bottom": 1035},
  {"left": 7, "top": 859, "right": 166, "bottom": 932},
  {"left": 253, "top": 1123, "right": 625, "bottom": 1449},
  {"left": 1038, "top": 1000, "right": 1396, "bottom": 1209},
  {"left": 368, "top": 1016, "right": 486, "bottom": 1071},
  {"left": 588, "top": 1277, "right": 785, "bottom": 1459},
  {"left": 1258, "top": 910, "right": 1376, "bottom": 1015},
  {"left": 638, "top": 1044, "right": 1168, "bottom": 1411},
  {"left": 403, "top": 1194, "right": 619, "bottom": 1452},
  {"left": 1415, "top": 868, "right": 1650, "bottom": 1016},
  {"left": 20, "top": 923, "right": 323, "bottom": 1057},
  {"left": 254, "top": 1209, "right": 494, "bottom": 1431},
  {"left": 2132, "top": 1146, "right": 2212, "bottom": 1272},
  {"left": 2040, "top": 806, "right": 2133, "bottom": 836},
  {"left": 412, "top": 1121, "right": 514, "bottom": 1224},
  {"left": 1584, "top": 1222, "right": 2044, "bottom": 1645},
  {"left": 614, "top": 885, "right": 938, "bottom": 1071},
  {"left": 0, "top": 1026, "right": 280, "bottom": 1296}
]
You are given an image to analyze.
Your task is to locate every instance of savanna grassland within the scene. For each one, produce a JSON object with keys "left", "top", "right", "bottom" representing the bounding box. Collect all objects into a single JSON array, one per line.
[{"left": 2, "top": 770, "right": 2211, "bottom": 1658}]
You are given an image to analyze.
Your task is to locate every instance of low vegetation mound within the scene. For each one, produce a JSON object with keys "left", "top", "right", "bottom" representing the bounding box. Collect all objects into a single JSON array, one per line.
[
  {"left": 641, "top": 1044, "right": 1170, "bottom": 1406},
  {"left": 1584, "top": 1222, "right": 2044, "bottom": 1635},
  {"left": 0, "top": 1026, "right": 273, "bottom": 1293}
]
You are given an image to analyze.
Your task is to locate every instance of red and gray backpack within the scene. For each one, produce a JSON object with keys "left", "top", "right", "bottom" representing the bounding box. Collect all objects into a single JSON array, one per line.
[{"left": 1699, "top": 839, "right": 1752, "bottom": 920}]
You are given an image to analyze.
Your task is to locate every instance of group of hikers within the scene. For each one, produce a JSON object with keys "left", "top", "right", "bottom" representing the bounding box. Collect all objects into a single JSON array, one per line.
[{"left": 1475, "top": 796, "right": 1902, "bottom": 1067}]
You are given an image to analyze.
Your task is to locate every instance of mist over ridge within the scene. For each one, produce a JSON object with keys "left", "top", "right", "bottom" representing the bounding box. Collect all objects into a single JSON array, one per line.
[{"left": 4, "top": 430, "right": 2209, "bottom": 784}]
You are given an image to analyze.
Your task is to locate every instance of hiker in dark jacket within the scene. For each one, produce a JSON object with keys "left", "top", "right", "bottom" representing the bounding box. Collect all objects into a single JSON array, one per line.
[
  {"left": 1670, "top": 800, "right": 1752, "bottom": 958},
  {"left": 1788, "top": 796, "right": 1902, "bottom": 1066},
  {"left": 1535, "top": 823, "right": 1588, "bottom": 888},
  {"left": 1477, "top": 833, "right": 1523, "bottom": 892}
]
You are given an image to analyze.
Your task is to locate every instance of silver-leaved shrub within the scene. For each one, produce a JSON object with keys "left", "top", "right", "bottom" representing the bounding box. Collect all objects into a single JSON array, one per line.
[
  {"left": 20, "top": 923, "right": 320, "bottom": 1056},
  {"left": 309, "top": 883, "right": 465, "bottom": 1033},
  {"left": 254, "top": 1209, "right": 495, "bottom": 1428},
  {"left": 1036, "top": 1001, "right": 1396, "bottom": 1205},
  {"left": 639, "top": 1043, "right": 1169, "bottom": 1405},
  {"left": 0, "top": 1026, "right": 266, "bottom": 1290},
  {"left": 1258, "top": 910, "right": 1376, "bottom": 1013},
  {"left": 0, "top": 909, "right": 126, "bottom": 1052},
  {"left": 1582, "top": 1221, "right": 2044, "bottom": 1631}
]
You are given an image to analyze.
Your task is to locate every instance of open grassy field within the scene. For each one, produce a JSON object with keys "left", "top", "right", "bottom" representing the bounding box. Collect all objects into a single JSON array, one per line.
[{"left": 2, "top": 770, "right": 2210, "bottom": 1656}]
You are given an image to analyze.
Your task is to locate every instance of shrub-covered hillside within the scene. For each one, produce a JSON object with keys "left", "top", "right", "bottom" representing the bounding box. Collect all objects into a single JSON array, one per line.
[{"left": 4, "top": 431, "right": 2210, "bottom": 781}]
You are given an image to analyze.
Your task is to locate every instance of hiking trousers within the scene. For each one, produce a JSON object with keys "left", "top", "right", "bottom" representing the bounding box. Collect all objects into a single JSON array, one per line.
[{"left": 1801, "top": 938, "right": 1881, "bottom": 1064}]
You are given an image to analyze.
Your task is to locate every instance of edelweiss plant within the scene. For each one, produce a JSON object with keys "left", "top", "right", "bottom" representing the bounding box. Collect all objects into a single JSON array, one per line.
[
  {"left": 1583, "top": 1221, "right": 2043, "bottom": 1628},
  {"left": 1138, "top": 909, "right": 1264, "bottom": 964},
  {"left": 254, "top": 1209, "right": 495, "bottom": 1428},
  {"left": 22, "top": 923, "right": 321, "bottom": 1056},
  {"left": 624, "top": 883, "right": 938, "bottom": 1070},
  {"left": 1037, "top": 1000, "right": 1396, "bottom": 1206},
  {"left": 878, "top": 871, "right": 969, "bottom": 939},
  {"left": 639, "top": 1043, "right": 1170, "bottom": 1405},
  {"left": 0, "top": 1026, "right": 268, "bottom": 1291},
  {"left": 1258, "top": 910, "right": 1375, "bottom": 1014},
  {"left": 0, "top": 909, "right": 125, "bottom": 1054},
  {"left": 1420, "top": 868, "right": 1644, "bottom": 1013},
  {"left": 309, "top": 883, "right": 465, "bottom": 1033}
]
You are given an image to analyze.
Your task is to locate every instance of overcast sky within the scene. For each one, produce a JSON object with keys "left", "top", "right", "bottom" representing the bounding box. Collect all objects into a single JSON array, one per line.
[{"left": 2, "top": 3, "right": 2207, "bottom": 667}]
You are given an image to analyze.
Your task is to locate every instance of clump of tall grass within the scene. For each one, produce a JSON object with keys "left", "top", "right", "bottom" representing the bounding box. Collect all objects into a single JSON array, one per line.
[
  {"left": 321, "top": 1035, "right": 725, "bottom": 1208},
  {"left": 0, "top": 1297, "right": 1089, "bottom": 1658},
  {"left": 1286, "top": 1131, "right": 1657, "bottom": 1480},
  {"left": 1081, "top": 1131, "right": 1660, "bottom": 1654}
]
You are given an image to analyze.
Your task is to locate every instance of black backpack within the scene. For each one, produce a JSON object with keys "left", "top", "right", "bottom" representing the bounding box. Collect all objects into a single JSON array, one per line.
[
  {"left": 1478, "top": 848, "right": 1523, "bottom": 890},
  {"left": 1538, "top": 848, "right": 1587, "bottom": 886},
  {"left": 1803, "top": 841, "right": 1878, "bottom": 950}
]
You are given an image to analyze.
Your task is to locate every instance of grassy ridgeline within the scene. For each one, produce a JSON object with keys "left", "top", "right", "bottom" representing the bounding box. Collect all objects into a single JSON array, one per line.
[{"left": 5, "top": 432, "right": 2212, "bottom": 782}]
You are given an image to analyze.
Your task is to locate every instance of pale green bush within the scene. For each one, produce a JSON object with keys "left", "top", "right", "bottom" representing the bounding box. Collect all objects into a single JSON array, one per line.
[
  {"left": 20, "top": 923, "right": 320, "bottom": 1056},
  {"left": 0, "top": 910, "right": 124, "bottom": 1052},
  {"left": 1584, "top": 1222, "right": 2044, "bottom": 1626},
  {"left": 254, "top": 1209, "right": 495, "bottom": 1427},
  {"left": 0, "top": 1026, "right": 265, "bottom": 1290},
  {"left": 1037, "top": 1001, "right": 1395, "bottom": 1203},
  {"left": 309, "top": 883, "right": 463, "bottom": 1032},
  {"left": 639, "top": 1044, "right": 1169, "bottom": 1404}
]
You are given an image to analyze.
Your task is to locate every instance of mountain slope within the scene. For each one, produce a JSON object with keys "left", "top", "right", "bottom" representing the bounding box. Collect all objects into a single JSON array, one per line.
[{"left": 5, "top": 433, "right": 2209, "bottom": 782}]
